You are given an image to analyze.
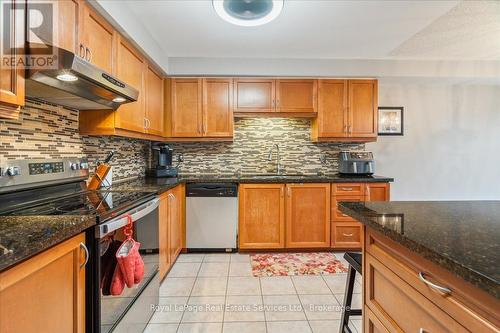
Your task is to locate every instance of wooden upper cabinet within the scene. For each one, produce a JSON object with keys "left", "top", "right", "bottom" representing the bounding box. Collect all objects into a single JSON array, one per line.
[
  {"left": 168, "top": 78, "right": 203, "bottom": 137},
  {"left": 312, "top": 79, "right": 378, "bottom": 142},
  {"left": 114, "top": 36, "right": 146, "bottom": 133},
  {"left": 203, "top": 78, "right": 233, "bottom": 137},
  {"left": 234, "top": 79, "right": 275, "bottom": 113},
  {"left": 145, "top": 66, "right": 164, "bottom": 136},
  {"left": 276, "top": 79, "right": 317, "bottom": 113},
  {"left": 313, "top": 80, "right": 348, "bottom": 139},
  {"left": 286, "top": 183, "right": 331, "bottom": 248},
  {"left": 27, "top": 0, "right": 81, "bottom": 54},
  {"left": 348, "top": 79, "right": 377, "bottom": 138},
  {"left": 0, "top": 0, "right": 25, "bottom": 116},
  {"left": 0, "top": 233, "right": 86, "bottom": 333},
  {"left": 239, "top": 184, "right": 285, "bottom": 249},
  {"left": 80, "top": 3, "right": 115, "bottom": 73}
]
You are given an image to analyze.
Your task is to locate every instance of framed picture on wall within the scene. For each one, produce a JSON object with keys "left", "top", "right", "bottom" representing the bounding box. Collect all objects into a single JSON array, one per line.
[{"left": 378, "top": 107, "right": 404, "bottom": 135}]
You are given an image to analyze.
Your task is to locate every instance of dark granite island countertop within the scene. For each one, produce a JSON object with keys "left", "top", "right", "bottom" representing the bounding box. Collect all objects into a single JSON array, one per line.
[
  {"left": 0, "top": 215, "right": 96, "bottom": 272},
  {"left": 339, "top": 201, "right": 500, "bottom": 299},
  {"left": 111, "top": 174, "right": 394, "bottom": 195}
]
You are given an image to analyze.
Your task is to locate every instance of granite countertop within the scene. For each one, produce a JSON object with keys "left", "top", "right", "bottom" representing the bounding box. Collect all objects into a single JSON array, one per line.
[
  {"left": 0, "top": 215, "right": 96, "bottom": 272},
  {"left": 111, "top": 174, "right": 394, "bottom": 194},
  {"left": 338, "top": 201, "right": 500, "bottom": 299}
]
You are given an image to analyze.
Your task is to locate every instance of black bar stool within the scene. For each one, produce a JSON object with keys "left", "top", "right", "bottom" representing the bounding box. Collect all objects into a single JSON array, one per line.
[{"left": 339, "top": 252, "right": 362, "bottom": 333}]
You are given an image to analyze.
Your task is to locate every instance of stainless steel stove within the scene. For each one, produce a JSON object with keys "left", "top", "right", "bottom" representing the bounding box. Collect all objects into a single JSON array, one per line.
[{"left": 0, "top": 158, "right": 160, "bottom": 333}]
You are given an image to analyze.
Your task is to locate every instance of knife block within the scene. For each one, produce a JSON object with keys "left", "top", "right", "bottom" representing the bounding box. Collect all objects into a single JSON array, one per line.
[{"left": 88, "top": 164, "right": 111, "bottom": 190}]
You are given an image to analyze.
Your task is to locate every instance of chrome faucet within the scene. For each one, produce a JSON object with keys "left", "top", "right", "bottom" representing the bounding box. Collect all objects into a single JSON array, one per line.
[{"left": 268, "top": 143, "right": 284, "bottom": 175}]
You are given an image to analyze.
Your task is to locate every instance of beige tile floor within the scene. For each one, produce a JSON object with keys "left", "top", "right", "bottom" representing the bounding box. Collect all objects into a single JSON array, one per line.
[{"left": 145, "top": 252, "right": 362, "bottom": 333}]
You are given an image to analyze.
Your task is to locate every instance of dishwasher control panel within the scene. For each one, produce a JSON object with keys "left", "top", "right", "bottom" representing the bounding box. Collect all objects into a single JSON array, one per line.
[{"left": 186, "top": 183, "right": 238, "bottom": 197}]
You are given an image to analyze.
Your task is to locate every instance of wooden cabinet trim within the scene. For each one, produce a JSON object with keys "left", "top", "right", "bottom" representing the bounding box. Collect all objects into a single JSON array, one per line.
[
  {"left": 347, "top": 79, "right": 378, "bottom": 138},
  {"left": 169, "top": 78, "right": 203, "bottom": 137},
  {"left": 145, "top": 65, "right": 165, "bottom": 136}
]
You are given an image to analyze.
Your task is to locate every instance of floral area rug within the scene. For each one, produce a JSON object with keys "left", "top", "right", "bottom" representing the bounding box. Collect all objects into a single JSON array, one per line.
[{"left": 250, "top": 252, "right": 348, "bottom": 277}]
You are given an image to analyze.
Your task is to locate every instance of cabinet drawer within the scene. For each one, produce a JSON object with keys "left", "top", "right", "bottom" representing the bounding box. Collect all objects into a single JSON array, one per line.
[
  {"left": 331, "top": 195, "right": 365, "bottom": 222},
  {"left": 366, "top": 229, "right": 500, "bottom": 332},
  {"left": 332, "top": 183, "right": 365, "bottom": 196},
  {"left": 331, "top": 223, "right": 361, "bottom": 249},
  {"left": 364, "top": 306, "right": 392, "bottom": 333},
  {"left": 365, "top": 253, "right": 469, "bottom": 333}
]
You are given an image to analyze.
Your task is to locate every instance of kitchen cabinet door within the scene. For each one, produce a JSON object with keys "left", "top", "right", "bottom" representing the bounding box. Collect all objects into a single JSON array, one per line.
[
  {"left": 27, "top": 0, "right": 81, "bottom": 54},
  {"left": 366, "top": 183, "right": 390, "bottom": 201},
  {"left": 159, "top": 192, "right": 171, "bottom": 280},
  {"left": 313, "top": 80, "right": 348, "bottom": 139},
  {"left": 348, "top": 79, "right": 378, "bottom": 138},
  {"left": 115, "top": 36, "right": 146, "bottom": 133},
  {"left": 239, "top": 184, "right": 285, "bottom": 249},
  {"left": 169, "top": 78, "right": 203, "bottom": 137},
  {"left": 203, "top": 78, "right": 234, "bottom": 137},
  {"left": 0, "top": 0, "right": 24, "bottom": 117},
  {"left": 285, "top": 183, "right": 331, "bottom": 248},
  {"left": 145, "top": 65, "right": 164, "bottom": 136},
  {"left": 169, "top": 186, "right": 183, "bottom": 263},
  {"left": 234, "top": 78, "right": 275, "bottom": 113},
  {"left": 276, "top": 79, "right": 317, "bottom": 113},
  {"left": 0, "top": 233, "right": 86, "bottom": 333},
  {"left": 80, "top": 3, "right": 115, "bottom": 73}
]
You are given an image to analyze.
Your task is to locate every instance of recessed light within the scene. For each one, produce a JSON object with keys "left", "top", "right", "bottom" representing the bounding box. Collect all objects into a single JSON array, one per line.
[
  {"left": 56, "top": 73, "right": 78, "bottom": 82},
  {"left": 112, "top": 97, "right": 127, "bottom": 103},
  {"left": 213, "top": 0, "right": 284, "bottom": 27}
]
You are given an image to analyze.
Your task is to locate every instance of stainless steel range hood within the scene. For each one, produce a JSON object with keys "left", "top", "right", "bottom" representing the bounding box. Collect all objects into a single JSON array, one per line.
[{"left": 25, "top": 44, "right": 139, "bottom": 110}]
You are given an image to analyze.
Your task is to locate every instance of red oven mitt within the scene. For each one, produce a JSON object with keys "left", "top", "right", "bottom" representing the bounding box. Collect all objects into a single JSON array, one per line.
[
  {"left": 116, "top": 239, "right": 139, "bottom": 288},
  {"left": 110, "top": 264, "right": 125, "bottom": 296}
]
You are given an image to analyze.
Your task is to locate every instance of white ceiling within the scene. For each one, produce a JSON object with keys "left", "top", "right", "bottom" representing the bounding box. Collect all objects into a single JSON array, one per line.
[{"left": 123, "top": 0, "right": 473, "bottom": 59}]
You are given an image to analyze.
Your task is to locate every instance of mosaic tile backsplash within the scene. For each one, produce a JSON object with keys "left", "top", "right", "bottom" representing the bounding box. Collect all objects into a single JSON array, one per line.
[
  {"left": 0, "top": 103, "right": 150, "bottom": 181},
  {"left": 0, "top": 104, "right": 363, "bottom": 180},
  {"left": 167, "top": 118, "right": 364, "bottom": 176}
]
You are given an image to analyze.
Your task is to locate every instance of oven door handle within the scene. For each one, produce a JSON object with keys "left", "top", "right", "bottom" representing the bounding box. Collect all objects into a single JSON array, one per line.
[{"left": 97, "top": 198, "right": 160, "bottom": 238}]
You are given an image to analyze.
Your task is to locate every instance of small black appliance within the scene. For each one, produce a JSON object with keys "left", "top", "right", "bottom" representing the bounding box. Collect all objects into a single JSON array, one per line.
[
  {"left": 146, "top": 144, "right": 178, "bottom": 178},
  {"left": 339, "top": 151, "right": 375, "bottom": 175}
]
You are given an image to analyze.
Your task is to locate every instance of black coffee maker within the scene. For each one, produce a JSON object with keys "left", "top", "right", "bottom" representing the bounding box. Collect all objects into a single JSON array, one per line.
[{"left": 147, "top": 144, "right": 179, "bottom": 178}]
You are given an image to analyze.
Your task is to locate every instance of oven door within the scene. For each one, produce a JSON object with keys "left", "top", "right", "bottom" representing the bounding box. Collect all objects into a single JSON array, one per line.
[{"left": 96, "top": 197, "right": 160, "bottom": 333}]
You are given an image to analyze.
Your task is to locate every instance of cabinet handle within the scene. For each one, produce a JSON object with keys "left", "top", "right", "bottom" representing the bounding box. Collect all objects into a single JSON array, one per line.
[
  {"left": 419, "top": 329, "right": 429, "bottom": 333},
  {"left": 146, "top": 118, "right": 151, "bottom": 129},
  {"left": 342, "top": 233, "right": 353, "bottom": 237},
  {"left": 85, "top": 47, "right": 92, "bottom": 62},
  {"left": 280, "top": 187, "right": 284, "bottom": 197},
  {"left": 203, "top": 121, "right": 207, "bottom": 135},
  {"left": 341, "top": 213, "right": 349, "bottom": 217},
  {"left": 79, "top": 44, "right": 85, "bottom": 58},
  {"left": 276, "top": 99, "right": 280, "bottom": 107},
  {"left": 348, "top": 124, "right": 352, "bottom": 134},
  {"left": 80, "top": 242, "right": 89, "bottom": 269},
  {"left": 287, "top": 187, "right": 291, "bottom": 197},
  {"left": 340, "top": 187, "right": 353, "bottom": 191},
  {"left": 418, "top": 272, "right": 451, "bottom": 294}
]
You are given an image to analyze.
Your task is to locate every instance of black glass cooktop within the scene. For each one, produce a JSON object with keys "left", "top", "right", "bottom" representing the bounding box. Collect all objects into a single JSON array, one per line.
[{"left": 0, "top": 189, "right": 154, "bottom": 222}]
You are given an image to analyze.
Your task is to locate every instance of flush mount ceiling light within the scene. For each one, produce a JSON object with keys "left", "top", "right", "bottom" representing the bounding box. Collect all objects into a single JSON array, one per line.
[
  {"left": 213, "top": 0, "right": 284, "bottom": 27},
  {"left": 56, "top": 73, "right": 78, "bottom": 82}
]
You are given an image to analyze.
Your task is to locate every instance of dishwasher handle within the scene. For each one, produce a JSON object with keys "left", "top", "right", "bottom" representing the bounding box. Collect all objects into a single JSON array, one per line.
[{"left": 186, "top": 183, "right": 238, "bottom": 197}]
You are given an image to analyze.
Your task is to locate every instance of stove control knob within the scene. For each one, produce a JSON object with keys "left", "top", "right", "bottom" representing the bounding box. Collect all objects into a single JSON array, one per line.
[
  {"left": 5, "top": 166, "right": 20, "bottom": 177},
  {"left": 70, "top": 163, "right": 80, "bottom": 170}
]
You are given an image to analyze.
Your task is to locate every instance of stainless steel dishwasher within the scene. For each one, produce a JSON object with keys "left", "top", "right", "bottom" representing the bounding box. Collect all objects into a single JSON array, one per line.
[{"left": 186, "top": 183, "right": 238, "bottom": 251}]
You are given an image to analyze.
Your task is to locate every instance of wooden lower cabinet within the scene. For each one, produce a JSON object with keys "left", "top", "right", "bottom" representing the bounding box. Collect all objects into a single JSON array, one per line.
[
  {"left": 0, "top": 233, "right": 87, "bottom": 333},
  {"left": 238, "top": 184, "right": 285, "bottom": 249},
  {"left": 331, "top": 182, "right": 390, "bottom": 249},
  {"left": 365, "top": 228, "right": 500, "bottom": 333},
  {"left": 285, "top": 183, "right": 330, "bottom": 248},
  {"left": 159, "top": 185, "right": 184, "bottom": 280}
]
